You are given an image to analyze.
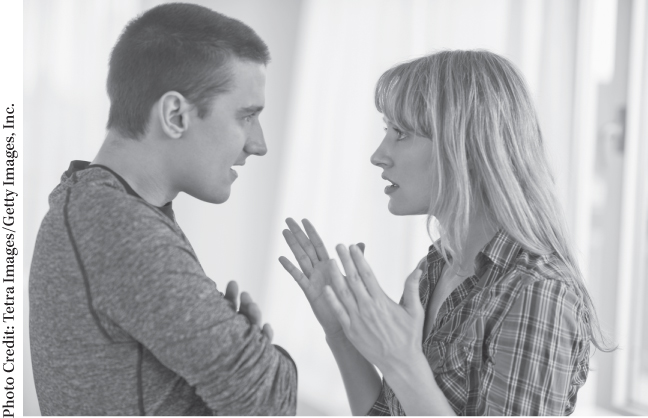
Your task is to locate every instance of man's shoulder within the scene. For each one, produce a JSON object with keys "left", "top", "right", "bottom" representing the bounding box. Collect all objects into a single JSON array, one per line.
[
  {"left": 35, "top": 166, "right": 192, "bottom": 281},
  {"left": 47, "top": 167, "right": 178, "bottom": 247},
  {"left": 69, "top": 168, "right": 167, "bottom": 219}
]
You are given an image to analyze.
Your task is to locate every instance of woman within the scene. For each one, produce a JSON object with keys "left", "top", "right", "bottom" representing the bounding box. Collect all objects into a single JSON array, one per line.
[{"left": 279, "top": 50, "right": 612, "bottom": 415}]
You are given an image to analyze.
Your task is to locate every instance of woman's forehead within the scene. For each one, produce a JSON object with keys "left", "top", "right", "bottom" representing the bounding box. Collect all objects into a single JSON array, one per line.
[
  {"left": 382, "top": 115, "right": 399, "bottom": 125},
  {"left": 382, "top": 114, "right": 409, "bottom": 129}
]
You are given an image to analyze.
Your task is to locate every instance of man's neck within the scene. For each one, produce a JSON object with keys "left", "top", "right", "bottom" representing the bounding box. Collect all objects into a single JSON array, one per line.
[{"left": 92, "top": 131, "right": 177, "bottom": 206}]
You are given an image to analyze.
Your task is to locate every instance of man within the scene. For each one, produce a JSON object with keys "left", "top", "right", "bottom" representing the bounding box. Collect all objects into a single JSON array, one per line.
[{"left": 29, "top": 3, "right": 297, "bottom": 415}]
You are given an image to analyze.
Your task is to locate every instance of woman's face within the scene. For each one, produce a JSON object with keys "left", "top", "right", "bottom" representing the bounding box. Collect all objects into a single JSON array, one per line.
[{"left": 370, "top": 117, "right": 436, "bottom": 216}]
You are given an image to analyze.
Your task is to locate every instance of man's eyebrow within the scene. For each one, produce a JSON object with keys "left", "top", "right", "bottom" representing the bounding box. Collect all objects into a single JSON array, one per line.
[{"left": 238, "top": 105, "right": 264, "bottom": 114}]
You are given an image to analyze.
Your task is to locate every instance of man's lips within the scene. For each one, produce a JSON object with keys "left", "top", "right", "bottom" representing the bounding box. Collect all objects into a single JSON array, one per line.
[
  {"left": 231, "top": 162, "right": 246, "bottom": 179},
  {"left": 382, "top": 174, "right": 399, "bottom": 187}
]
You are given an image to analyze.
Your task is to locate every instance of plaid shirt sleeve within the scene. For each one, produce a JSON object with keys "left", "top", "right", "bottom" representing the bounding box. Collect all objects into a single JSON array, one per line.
[
  {"left": 480, "top": 278, "right": 586, "bottom": 415},
  {"left": 367, "top": 383, "right": 391, "bottom": 415}
]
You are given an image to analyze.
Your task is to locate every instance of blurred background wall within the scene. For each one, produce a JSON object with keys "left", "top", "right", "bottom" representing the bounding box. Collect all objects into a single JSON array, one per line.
[{"left": 23, "top": 0, "right": 648, "bottom": 415}]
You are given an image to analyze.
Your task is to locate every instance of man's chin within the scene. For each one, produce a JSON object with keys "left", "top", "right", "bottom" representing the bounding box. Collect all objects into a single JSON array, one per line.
[{"left": 187, "top": 188, "right": 231, "bottom": 204}]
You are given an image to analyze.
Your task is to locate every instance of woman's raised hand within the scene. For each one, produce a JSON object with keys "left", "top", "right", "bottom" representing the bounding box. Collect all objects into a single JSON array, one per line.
[
  {"left": 279, "top": 218, "right": 363, "bottom": 338},
  {"left": 324, "top": 244, "right": 424, "bottom": 374}
]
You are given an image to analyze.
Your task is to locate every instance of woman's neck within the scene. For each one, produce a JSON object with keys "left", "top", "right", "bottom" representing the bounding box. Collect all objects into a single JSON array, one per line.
[{"left": 445, "top": 208, "right": 499, "bottom": 275}]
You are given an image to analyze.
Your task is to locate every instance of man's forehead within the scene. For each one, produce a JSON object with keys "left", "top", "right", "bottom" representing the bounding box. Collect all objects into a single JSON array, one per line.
[
  {"left": 227, "top": 59, "right": 266, "bottom": 84},
  {"left": 213, "top": 61, "right": 265, "bottom": 110}
]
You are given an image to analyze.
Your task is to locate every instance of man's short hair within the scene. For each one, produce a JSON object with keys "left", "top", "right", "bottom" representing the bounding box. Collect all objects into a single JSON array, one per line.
[{"left": 106, "top": 2, "right": 270, "bottom": 139}]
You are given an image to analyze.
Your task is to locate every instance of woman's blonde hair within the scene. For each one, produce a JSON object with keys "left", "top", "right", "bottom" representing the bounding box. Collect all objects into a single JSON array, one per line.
[{"left": 375, "top": 49, "right": 613, "bottom": 351}]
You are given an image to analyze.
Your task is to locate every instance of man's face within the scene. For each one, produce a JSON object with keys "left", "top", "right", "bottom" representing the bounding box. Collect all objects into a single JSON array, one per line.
[{"left": 174, "top": 59, "right": 267, "bottom": 204}]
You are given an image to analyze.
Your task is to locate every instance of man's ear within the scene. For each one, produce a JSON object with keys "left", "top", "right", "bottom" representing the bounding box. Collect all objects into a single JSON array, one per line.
[{"left": 158, "top": 91, "right": 191, "bottom": 138}]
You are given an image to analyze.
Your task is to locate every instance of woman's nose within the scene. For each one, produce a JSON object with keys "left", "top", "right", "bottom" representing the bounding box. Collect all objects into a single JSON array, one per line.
[{"left": 370, "top": 138, "right": 390, "bottom": 168}]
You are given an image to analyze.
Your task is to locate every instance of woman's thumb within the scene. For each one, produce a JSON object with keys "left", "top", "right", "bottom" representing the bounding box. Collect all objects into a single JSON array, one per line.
[{"left": 403, "top": 268, "right": 423, "bottom": 315}]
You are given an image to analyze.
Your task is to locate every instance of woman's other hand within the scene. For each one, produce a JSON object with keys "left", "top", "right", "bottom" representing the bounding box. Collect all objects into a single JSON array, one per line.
[
  {"left": 279, "top": 218, "right": 364, "bottom": 339},
  {"left": 325, "top": 244, "right": 424, "bottom": 374}
]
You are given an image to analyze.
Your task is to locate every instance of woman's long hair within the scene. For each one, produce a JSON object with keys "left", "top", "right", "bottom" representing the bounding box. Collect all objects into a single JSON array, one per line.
[{"left": 375, "top": 50, "right": 613, "bottom": 352}]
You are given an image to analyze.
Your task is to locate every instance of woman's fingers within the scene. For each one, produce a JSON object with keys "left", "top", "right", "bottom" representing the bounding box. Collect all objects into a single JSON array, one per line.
[
  {"left": 278, "top": 256, "right": 314, "bottom": 298},
  {"left": 326, "top": 258, "right": 359, "bottom": 316},
  {"left": 286, "top": 218, "right": 319, "bottom": 264},
  {"left": 335, "top": 244, "right": 374, "bottom": 306},
  {"left": 302, "top": 218, "right": 330, "bottom": 261},
  {"left": 402, "top": 268, "right": 424, "bottom": 317},
  {"left": 224, "top": 280, "right": 239, "bottom": 310},
  {"left": 324, "top": 285, "right": 351, "bottom": 330},
  {"left": 336, "top": 244, "right": 360, "bottom": 282},
  {"left": 349, "top": 245, "right": 384, "bottom": 299},
  {"left": 282, "top": 228, "right": 313, "bottom": 276}
]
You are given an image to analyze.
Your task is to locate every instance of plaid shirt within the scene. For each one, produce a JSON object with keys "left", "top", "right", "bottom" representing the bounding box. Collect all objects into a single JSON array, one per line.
[{"left": 368, "top": 230, "right": 590, "bottom": 415}]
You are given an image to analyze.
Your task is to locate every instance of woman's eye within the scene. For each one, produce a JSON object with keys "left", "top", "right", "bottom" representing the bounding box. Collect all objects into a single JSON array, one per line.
[
  {"left": 384, "top": 126, "right": 406, "bottom": 140},
  {"left": 393, "top": 128, "right": 406, "bottom": 140}
]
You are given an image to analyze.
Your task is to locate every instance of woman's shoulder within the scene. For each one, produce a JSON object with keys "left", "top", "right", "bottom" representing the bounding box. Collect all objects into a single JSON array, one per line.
[
  {"left": 487, "top": 249, "right": 587, "bottom": 322},
  {"left": 509, "top": 249, "right": 580, "bottom": 293}
]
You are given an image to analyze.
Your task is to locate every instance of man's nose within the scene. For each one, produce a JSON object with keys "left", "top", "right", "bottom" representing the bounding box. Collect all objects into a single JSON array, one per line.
[{"left": 246, "top": 124, "right": 267, "bottom": 156}]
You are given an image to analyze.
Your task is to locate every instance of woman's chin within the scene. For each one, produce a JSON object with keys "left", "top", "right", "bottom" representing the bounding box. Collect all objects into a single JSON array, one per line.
[
  {"left": 387, "top": 201, "right": 409, "bottom": 216},
  {"left": 387, "top": 200, "right": 429, "bottom": 216}
]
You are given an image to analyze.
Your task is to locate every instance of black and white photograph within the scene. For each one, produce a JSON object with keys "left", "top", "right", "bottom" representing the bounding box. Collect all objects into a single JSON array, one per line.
[{"left": 3, "top": 0, "right": 648, "bottom": 415}]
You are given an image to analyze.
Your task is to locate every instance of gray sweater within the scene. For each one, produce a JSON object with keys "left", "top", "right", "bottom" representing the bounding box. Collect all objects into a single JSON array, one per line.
[{"left": 29, "top": 162, "right": 297, "bottom": 415}]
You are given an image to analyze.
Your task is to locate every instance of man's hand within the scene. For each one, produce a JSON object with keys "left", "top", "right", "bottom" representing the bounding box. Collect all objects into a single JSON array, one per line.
[{"left": 224, "top": 281, "right": 273, "bottom": 342}]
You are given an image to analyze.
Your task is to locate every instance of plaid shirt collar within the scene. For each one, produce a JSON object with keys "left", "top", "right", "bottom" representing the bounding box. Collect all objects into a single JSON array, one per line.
[
  {"left": 421, "top": 229, "right": 523, "bottom": 313},
  {"left": 426, "top": 229, "right": 522, "bottom": 274}
]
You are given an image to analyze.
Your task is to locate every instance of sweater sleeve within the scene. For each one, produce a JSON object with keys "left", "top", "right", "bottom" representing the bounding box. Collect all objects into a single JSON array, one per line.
[{"left": 76, "top": 202, "right": 297, "bottom": 415}]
